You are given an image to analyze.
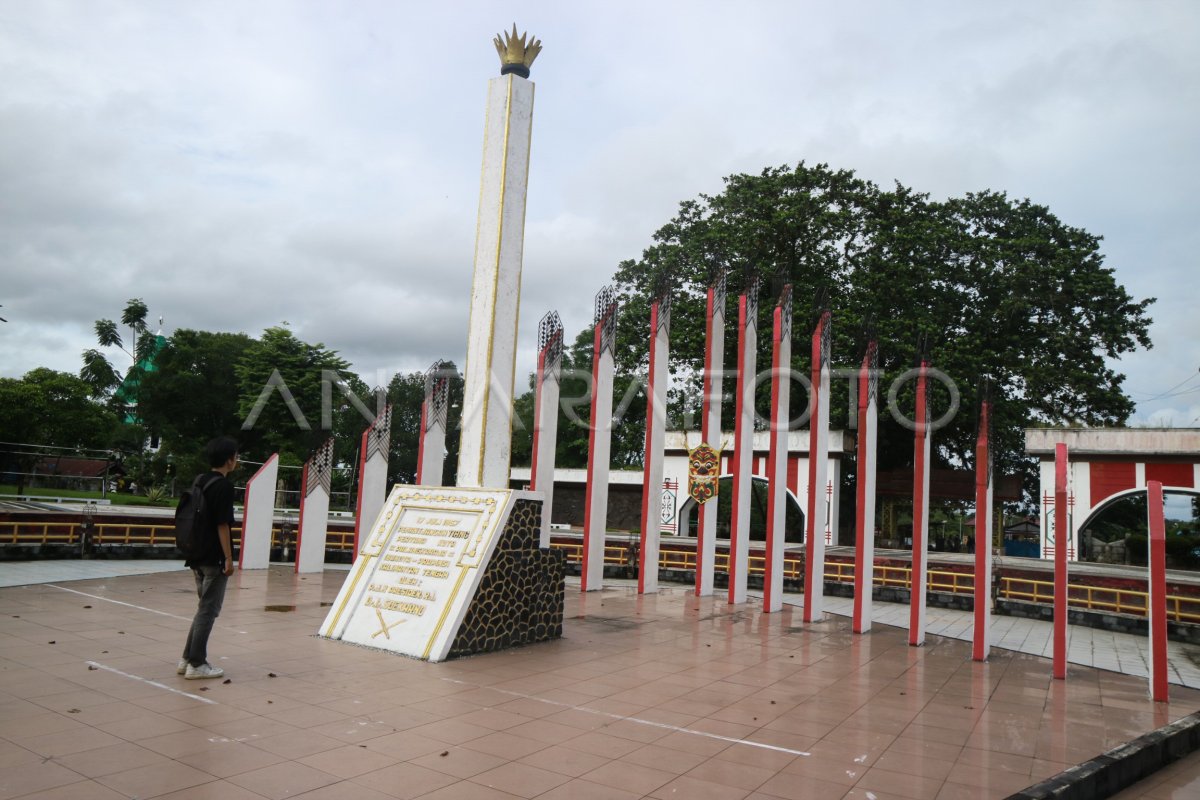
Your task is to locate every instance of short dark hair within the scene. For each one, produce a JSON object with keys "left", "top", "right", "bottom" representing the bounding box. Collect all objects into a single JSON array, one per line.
[{"left": 204, "top": 436, "right": 239, "bottom": 468}]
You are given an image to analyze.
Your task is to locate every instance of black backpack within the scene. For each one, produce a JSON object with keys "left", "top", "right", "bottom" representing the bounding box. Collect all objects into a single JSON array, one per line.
[{"left": 175, "top": 474, "right": 218, "bottom": 560}]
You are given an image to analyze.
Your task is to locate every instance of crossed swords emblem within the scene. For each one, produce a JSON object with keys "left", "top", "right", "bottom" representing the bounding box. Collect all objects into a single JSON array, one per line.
[{"left": 371, "top": 608, "right": 406, "bottom": 639}]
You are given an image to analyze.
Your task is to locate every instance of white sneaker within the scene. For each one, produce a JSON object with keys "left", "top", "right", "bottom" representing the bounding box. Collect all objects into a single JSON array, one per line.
[
  {"left": 177, "top": 659, "right": 188, "bottom": 675},
  {"left": 184, "top": 662, "right": 224, "bottom": 680}
]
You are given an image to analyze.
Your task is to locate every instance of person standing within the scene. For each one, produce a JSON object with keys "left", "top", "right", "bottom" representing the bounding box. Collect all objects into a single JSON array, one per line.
[{"left": 178, "top": 436, "right": 238, "bottom": 679}]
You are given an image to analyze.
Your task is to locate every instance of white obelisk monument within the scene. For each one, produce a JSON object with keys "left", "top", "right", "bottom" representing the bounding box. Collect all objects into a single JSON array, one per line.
[{"left": 457, "top": 26, "right": 541, "bottom": 489}]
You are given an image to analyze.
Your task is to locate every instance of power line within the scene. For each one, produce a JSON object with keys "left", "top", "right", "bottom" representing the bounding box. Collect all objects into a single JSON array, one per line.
[{"left": 1134, "top": 367, "right": 1200, "bottom": 402}]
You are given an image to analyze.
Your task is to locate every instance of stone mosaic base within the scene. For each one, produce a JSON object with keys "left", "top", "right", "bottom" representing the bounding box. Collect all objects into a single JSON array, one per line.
[{"left": 448, "top": 498, "right": 565, "bottom": 659}]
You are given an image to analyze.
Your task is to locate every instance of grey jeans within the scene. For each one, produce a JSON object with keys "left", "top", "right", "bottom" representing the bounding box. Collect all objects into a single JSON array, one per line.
[{"left": 182, "top": 565, "right": 228, "bottom": 667}]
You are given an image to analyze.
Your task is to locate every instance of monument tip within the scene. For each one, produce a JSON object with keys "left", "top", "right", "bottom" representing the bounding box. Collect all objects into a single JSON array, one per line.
[{"left": 493, "top": 23, "right": 541, "bottom": 79}]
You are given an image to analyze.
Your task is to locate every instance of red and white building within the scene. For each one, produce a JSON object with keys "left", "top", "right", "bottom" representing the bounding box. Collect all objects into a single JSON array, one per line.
[{"left": 1026, "top": 428, "right": 1200, "bottom": 561}]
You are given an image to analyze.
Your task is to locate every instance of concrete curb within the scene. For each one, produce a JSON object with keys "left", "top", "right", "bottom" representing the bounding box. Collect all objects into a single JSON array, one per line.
[{"left": 1007, "top": 711, "right": 1200, "bottom": 799}]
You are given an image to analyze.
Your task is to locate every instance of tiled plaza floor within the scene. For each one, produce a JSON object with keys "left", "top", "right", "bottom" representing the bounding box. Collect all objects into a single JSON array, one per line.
[{"left": 2, "top": 566, "right": 1200, "bottom": 800}]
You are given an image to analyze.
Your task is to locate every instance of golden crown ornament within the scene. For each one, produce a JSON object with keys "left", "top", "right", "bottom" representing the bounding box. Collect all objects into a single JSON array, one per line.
[{"left": 493, "top": 24, "right": 541, "bottom": 78}]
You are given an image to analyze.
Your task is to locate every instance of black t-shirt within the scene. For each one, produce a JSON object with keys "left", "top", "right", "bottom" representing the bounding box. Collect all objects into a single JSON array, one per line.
[{"left": 185, "top": 472, "right": 237, "bottom": 568}]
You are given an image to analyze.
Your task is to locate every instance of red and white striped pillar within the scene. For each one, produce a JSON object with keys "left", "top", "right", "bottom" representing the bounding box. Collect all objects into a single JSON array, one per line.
[
  {"left": 764, "top": 285, "right": 792, "bottom": 613},
  {"left": 972, "top": 395, "right": 994, "bottom": 661},
  {"left": 908, "top": 361, "right": 931, "bottom": 646},
  {"left": 639, "top": 292, "right": 671, "bottom": 594},
  {"left": 1053, "top": 442, "right": 1069, "bottom": 679},
  {"left": 353, "top": 405, "right": 392, "bottom": 558},
  {"left": 583, "top": 287, "right": 618, "bottom": 592},
  {"left": 803, "top": 309, "right": 832, "bottom": 622},
  {"left": 1147, "top": 480, "right": 1169, "bottom": 702},
  {"left": 728, "top": 274, "right": 759, "bottom": 605},
  {"left": 696, "top": 272, "right": 726, "bottom": 597},
  {"left": 852, "top": 342, "right": 878, "bottom": 633},
  {"left": 531, "top": 311, "right": 563, "bottom": 549},
  {"left": 416, "top": 364, "right": 450, "bottom": 486}
]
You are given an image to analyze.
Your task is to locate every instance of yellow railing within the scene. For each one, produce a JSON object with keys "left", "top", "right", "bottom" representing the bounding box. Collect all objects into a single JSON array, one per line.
[{"left": 998, "top": 576, "right": 1200, "bottom": 625}]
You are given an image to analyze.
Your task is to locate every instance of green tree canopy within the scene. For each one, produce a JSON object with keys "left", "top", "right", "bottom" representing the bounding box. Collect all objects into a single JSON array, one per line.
[
  {"left": 235, "top": 326, "right": 370, "bottom": 476},
  {"left": 0, "top": 369, "right": 120, "bottom": 492},
  {"left": 607, "top": 162, "right": 1153, "bottom": 495}
]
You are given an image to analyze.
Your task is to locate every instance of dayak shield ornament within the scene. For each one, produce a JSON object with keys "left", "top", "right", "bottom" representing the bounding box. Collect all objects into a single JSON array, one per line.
[{"left": 688, "top": 443, "right": 721, "bottom": 505}]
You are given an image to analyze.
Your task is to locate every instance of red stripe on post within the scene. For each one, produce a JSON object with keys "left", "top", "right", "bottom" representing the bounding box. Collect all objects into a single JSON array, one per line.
[
  {"left": 972, "top": 402, "right": 990, "bottom": 661},
  {"left": 581, "top": 322, "right": 605, "bottom": 593},
  {"left": 1147, "top": 480, "right": 1169, "bottom": 702},
  {"left": 908, "top": 365, "right": 928, "bottom": 646},
  {"left": 697, "top": 287, "right": 718, "bottom": 596},
  {"left": 852, "top": 354, "right": 870, "bottom": 633},
  {"left": 639, "top": 301, "right": 660, "bottom": 595},
  {"left": 764, "top": 302, "right": 784, "bottom": 611},
  {"left": 729, "top": 294, "right": 749, "bottom": 605},
  {"left": 415, "top": 402, "right": 429, "bottom": 484},
  {"left": 803, "top": 321, "right": 823, "bottom": 622},
  {"left": 1053, "top": 442, "right": 1069, "bottom": 680}
]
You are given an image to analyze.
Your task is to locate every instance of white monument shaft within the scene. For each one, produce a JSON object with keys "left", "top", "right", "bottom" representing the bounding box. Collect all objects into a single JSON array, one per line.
[{"left": 458, "top": 73, "right": 536, "bottom": 489}]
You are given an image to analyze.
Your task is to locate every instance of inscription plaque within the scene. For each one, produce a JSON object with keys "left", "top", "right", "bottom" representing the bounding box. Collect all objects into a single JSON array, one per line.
[{"left": 319, "top": 486, "right": 514, "bottom": 662}]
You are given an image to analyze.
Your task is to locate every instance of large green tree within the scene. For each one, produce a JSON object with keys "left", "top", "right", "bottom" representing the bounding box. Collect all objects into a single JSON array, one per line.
[
  {"left": 607, "top": 162, "right": 1153, "bottom": 496},
  {"left": 136, "top": 329, "right": 256, "bottom": 480},
  {"left": 0, "top": 369, "right": 120, "bottom": 492},
  {"left": 236, "top": 326, "right": 373, "bottom": 501},
  {"left": 80, "top": 297, "right": 160, "bottom": 400}
]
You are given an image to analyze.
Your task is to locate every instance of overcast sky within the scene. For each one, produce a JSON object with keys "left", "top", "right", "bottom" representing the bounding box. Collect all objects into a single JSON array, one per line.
[{"left": 2, "top": 1, "right": 1198, "bottom": 426}]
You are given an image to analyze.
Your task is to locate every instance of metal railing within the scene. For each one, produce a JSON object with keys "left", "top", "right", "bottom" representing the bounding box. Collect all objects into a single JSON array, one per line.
[{"left": 7, "top": 519, "right": 1200, "bottom": 625}]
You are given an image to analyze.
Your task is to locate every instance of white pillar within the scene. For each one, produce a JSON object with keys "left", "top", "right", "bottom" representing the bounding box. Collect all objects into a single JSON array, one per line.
[
  {"left": 239, "top": 453, "right": 279, "bottom": 570},
  {"left": 296, "top": 438, "right": 334, "bottom": 574},
  {"left": 909, "top": 364, "right": 931, "bottom": 646},
  {"left": 853, "top": 344, "right": 878, "bottom": 633},
  {"left": 354, "top": 405, "right": 391, "bottom": 558},
  {"left": 531, "top": 311, "right": 563, "bottom": 548},
  {"left": 803, "top": 310, "right": 831, "bottom": 622},
  {"left": 764, "top": 286, "right": 792, "bottom": 613},
  {"left": 417, "top": 366, "right": 450, "bottom": 486},
  {"left": 639, "top": 294, "right": 670, "bottom": 594},
  {"left": 457, "top": 71, "right": 536, "bottom": 489},
  {"left": 728, "top": 278, "right": 759, "bottom": 605},
  {"left": 696, "top": 274, "right": 726, "bottom": 597},
  {"left": 583, "top": 288, "right": 617, "bottom": 591}
]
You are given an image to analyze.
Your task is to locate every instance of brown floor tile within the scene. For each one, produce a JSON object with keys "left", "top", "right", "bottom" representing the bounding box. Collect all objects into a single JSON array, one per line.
[
  {"left": 410, "top": 744, "right": 509, "bottom": 779},
  {"left": 536, "top": 777, "right": 648, "bottom": 799},
  {"left": 517, "top": 744, "right": 612, "bottom": 777},
  {"left": 754, "top": 772, "right": 850, "bottom": 800},
  {"left": 416, "top": 780, "right": 525, "bottom": 799},
  {"left": 0, "top": 761, "right": 86, "bottom": 800},
  {"left": 649, "top": 773, "right": 753, "bottom": 799},
  {"left": 225, "top": 761, "right": 339, "bottom": 799},
  {"left": 463, "top": 731, "right": 548, "bottom": 761},
  {"left": 94, "top": 759, "right": 216, "bottom": 798},
  {"left": 176, "top": 740, "right": 288, "bottom": 778},
  {"left": 8, "top": 780, "right": 131, "bottom": 800},
  {"left": 53, "top": 741, "right": 168, "bottom": 778},
  {"left": 855, "top": 765, "right": 946, "bottom": 799},
  {"left": 8, "top": 571, "right": 1200, "bottom": 800},
  {"left": 297, "top": 743, "right": 397, "bottom": 779},
  {"left": 351, "top": 761, "right": 459, "bottom": 798},
  {"left": 581, "top": 759, "right": 676, "bottom": 794},
  {"left": 470, "top": 761, "right": 572, "bottom": 797}
]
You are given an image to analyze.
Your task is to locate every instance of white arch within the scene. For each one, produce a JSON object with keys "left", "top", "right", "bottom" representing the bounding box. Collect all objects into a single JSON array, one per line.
[
  {"left": 674, "top": 474, "right": 806, "bottom": 539},
  {"left": 1077, "top": 485, "right": 1200, "bottom": 533}
]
